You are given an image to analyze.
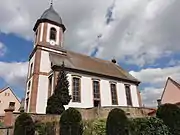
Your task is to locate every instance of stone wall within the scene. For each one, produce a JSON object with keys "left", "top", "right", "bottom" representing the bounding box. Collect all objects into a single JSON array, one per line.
[
  {"left": 77, "top": 106, "right": 154, "bottom": 120},
  {"left": 0, "top": 106, "right": 155, "bottom": 135}
]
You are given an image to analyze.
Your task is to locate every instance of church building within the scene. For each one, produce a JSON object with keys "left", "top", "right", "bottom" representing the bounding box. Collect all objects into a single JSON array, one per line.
[{"left": 24, "top": 4, "right": 142, "bottom": 114}]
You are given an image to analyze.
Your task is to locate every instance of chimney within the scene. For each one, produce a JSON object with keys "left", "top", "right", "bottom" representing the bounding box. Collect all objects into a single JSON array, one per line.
[{"left": 157, "top": 99, "right": 161, "bottom": 107}]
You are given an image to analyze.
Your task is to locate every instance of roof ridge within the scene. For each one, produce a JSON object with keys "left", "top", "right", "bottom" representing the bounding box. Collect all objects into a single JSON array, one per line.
[
  {"left": 68, "top": 50, "right": 116, "bottom": 64},
  {"left": 168, "top": 77, "right": 180, "bottom": 89}
]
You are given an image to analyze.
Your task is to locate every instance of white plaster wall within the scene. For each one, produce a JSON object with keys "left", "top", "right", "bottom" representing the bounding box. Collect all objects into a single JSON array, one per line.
[
  {"left": 117, "top": 83, "right": 128, "bottom": 106},
  {"left": 47, "top": 23, "right": 62, "bottom": 45},
  {"left": 24, "top": 54, "right": 35, "bottom": 112},
  {"left": 0, "top": 88, "right": 20, "bottom": 115},
  {"left": 40, "top": 51, "right": 51, "bottom": 73},
  {"left": 36, "top": 75, "right": 49, "bottom": 113},
  {"left": 65, "top": 73, "right": 140, "bottom": 109},
  {"left": 130, "top": 85, "right": 139, "bottom": 107},
  {"left": 66, "top": 74, "right": 93, "bottom": 109},
  {"left": 25, "top": 77, "right": 33, "bottom": 112},
  {"left": 100, "top": 80, "right": 111, "bottom": 107},
  {"left": 40, "top": 23, "right": 44, "bottom": 42}
]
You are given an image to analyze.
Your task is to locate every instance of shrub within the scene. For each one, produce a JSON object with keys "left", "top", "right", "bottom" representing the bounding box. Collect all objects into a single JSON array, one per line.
[
  {"left": 14, "top": 113, "right": 35, "bottom": 135},
  {"left": 130, "top": 117, "right": 171, "bottom": 135},
  {"left": 83, "top": 119, "right": 106, "bottom": 135},
  {"left": 156, "top": 103, "right": 180, "bottom": 135},
  {"left": 35, "top": 122, "right": 56, "bottom": 135},
  {"left": 106, "top": 108, "right": 129, "bottom": 135},
  {"left": 60, "top": 108, "right": 83, "bottom": 135}
]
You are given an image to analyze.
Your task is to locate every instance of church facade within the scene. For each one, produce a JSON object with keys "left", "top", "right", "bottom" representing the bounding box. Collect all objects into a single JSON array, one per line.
[{"left": 24, "top": 5, "right": 142, "bottom": 114}]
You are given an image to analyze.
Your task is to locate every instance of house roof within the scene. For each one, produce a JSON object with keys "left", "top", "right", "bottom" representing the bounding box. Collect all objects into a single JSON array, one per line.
[
  {"left": 49, "top": 50, "right": 140, "bottom": 84},
  {"left": 0, "top": 86, "right": 21, "bottom": 103},
  {"left": 160, "top": 77, "right": 180, "bottom": 101}
]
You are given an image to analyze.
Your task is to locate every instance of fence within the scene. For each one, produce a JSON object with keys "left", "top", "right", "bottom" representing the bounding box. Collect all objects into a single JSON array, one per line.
[{"left": 0, "top": 126, "right": 13, "bottom": 135}]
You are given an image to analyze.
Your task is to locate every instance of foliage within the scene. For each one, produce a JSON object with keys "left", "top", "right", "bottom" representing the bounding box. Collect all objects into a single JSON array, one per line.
[
  {"left": 60, "top": 108, "right": 83, "bottom": 135},
  {"left": 106, "top": 108, "right": 129, "bottom": 135},
  {"left": 156, "top": 103, "right": 180, "bottom": 135},
  {"left": 0, "top": 121, "right": 3, "bottom": 127},
  {"left": 130, "top": 117, "right": 171, "bottom": 135},
  {"left": 46, "top": 62, "right": 71, "bottom": 114},
  {"left": 35, "top": 121, "right": 56, "bottom": 135},
  {"left": 83, "top": 119, "right": 106, "bottom": 135},
  {"left": 14, "top": 112, "right": 35, "bottom": 135}
]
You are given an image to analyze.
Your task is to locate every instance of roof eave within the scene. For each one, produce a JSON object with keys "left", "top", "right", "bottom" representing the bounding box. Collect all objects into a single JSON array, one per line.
[
  {"left": 33, "top": 19, "right": 66, "bottom": 32},
  {"left": 52, "top": 65, "right": 141, "bottom": 85}
]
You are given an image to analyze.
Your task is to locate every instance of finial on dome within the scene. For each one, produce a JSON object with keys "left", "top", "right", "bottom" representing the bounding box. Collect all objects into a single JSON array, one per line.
[{"left": 50, "top": 0, "right": 53, "bottom": 6}]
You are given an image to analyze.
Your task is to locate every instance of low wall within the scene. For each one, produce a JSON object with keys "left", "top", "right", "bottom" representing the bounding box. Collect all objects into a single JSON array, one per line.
[
  {"left": 77, "top": 106, "right": 155, "bottom": 120},
  {"left": 1, "top": 106, "right": 155, "bottom": 125},
  {"left": 0, "top": 106, "right": 155, "bottom": 135}
]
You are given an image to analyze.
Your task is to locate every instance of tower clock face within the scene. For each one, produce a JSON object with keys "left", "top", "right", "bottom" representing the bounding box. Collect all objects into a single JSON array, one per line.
[{"left": 50, "top": 40, "right": 55, "bottom": 45}]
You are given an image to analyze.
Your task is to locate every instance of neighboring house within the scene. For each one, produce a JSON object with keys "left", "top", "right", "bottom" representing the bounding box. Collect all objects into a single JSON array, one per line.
[
  {"left": 24, "top": 4, "right": 142, "bottom": 114},
  {"left": 158, "top": 77, "right": 180, "bottom": 106},
  {"left": 0, "top": 87, "right": 21, "bottom": 115}
]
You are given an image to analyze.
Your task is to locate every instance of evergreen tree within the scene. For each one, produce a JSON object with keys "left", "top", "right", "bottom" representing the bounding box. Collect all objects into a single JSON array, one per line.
[
  {"left": 14, "top": 113, "right": 35, "bottom": 135},
  {"left": 46, "top": 62, "right": 71, "bottom": 114}
]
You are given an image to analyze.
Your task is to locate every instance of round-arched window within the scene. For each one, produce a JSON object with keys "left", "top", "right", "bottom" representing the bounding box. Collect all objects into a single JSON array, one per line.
[{"left": 50, "top": 27, "right": 57, "bottom": 41}]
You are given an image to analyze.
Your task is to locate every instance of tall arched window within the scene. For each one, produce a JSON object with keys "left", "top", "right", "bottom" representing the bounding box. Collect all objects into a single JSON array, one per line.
[{"left": 50, "top": 27, "right": 57, "bottom": 41}]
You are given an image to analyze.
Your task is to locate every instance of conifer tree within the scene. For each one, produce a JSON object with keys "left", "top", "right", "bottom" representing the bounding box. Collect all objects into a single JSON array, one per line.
[{"left": 46, "top": 62, "right": 71, "bottom": 114}]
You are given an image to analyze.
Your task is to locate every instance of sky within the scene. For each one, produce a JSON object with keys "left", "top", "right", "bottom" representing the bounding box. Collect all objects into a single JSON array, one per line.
[{"left": 0, "top": 0, "right": 180, "bottom": 107}]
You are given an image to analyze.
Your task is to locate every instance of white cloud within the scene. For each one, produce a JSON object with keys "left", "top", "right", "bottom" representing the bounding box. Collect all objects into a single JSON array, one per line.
[
  {"left": 130, "top": 65, "right": 180, "bottom": 107},
  {"left": 130, "top": 65, "right": 180, "bottom": 86},
  {"left": 141, "top": 87, "right": 163, "bottom": 107},
  {"left": 0, "top": 61, "right": 28, "bottom": 88},
  {"left": 0, "top": 42, "right": 6, "bottom": 56},
  {"left": 0, "top": 0, "right": 179, "bottom": 65}
]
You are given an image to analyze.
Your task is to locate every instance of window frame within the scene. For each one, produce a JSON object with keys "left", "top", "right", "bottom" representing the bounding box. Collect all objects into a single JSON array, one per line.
[
  {"left": 125, "top": 84, "right": 133, "bottom": 106},
  {"left": 110, "top": 83, "right": 118, "bottom": 105},
  {"left": 72, "top": 77, "right": 81, "bottom": 102},
  {"left": 93, "top": 80, "right": 100, "bottom": 100}
]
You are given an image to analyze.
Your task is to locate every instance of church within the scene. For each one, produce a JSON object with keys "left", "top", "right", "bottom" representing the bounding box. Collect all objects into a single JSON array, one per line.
[{"left": 24, "top": 4, "right": 142, "bottom": 114}]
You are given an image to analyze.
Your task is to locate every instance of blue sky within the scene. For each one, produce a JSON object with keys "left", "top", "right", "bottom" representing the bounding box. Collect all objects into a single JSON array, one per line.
[{"left": 0, "top": 0, "right": 180, "bottom": 107}]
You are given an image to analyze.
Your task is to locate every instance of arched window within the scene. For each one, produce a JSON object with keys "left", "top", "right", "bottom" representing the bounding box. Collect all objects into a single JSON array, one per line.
[{"left": 50, "top": 27, "right": 57, "bottom": 41}]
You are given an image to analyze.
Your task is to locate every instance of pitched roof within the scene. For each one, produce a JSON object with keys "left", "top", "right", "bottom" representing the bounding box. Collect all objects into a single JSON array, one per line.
[
  {"left": 49, "top": 50, "right": 140, "bottom": 84},
  {"left": 0, "top": 86, "right": 21, "bottom": 103},
  {"left": 160, "top": 77, "right": 180, "bottom": 101}
]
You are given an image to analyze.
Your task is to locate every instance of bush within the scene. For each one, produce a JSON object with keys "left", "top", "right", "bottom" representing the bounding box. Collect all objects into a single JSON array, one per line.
[
  {"left": 83, "top": 119, "right": 106, "bottom": 135},
  {"left": 106, "top": 108, "right": 129, "bottom": 135},
  {"left": 156, "top": 103, "right": 180, "bottom": 135},
  {"left": 130, "top": 117, "right": 171, "bottom": 135},
  {"left": 14, "top": 113, "right": 35, "bottom": 135},
  {"left": 60, "top": 108, "right": 83, "bottom": 135},
  {"left": 35, "top": 122, "right": 56, "bottom": 135}
]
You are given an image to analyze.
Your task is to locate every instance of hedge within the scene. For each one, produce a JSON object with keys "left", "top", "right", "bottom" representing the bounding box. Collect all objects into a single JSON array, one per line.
[
  {"left": 129, "top": 117, "right": 171, "bottom": 135},
  {"left": 106, "top": 108, "right": 129, "bottom": 135},
  {"left": 157, "top": 103, "right": 180, "bottom": 135},
  {"left": 14, "top": 113, "right": 35, "bottom": 135},
  {"left": 60, "top": 108, "right": 83, "bottom": 135},
  {"left": 83, "top": 119, "right": 106, "bottom": 135}
]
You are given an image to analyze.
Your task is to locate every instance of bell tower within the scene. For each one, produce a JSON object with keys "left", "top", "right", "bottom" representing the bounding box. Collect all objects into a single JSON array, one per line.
[
  {"left": 24, "top": 4, "right": 66, "bottom": 113},
  {"left": 33, "top": 4, "right": 66, "bottom": 47}
]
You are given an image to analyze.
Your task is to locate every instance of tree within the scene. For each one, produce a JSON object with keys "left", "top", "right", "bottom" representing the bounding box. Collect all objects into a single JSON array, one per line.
[
  {"left": 106, "top": 108, "right": 129, "bottom": 135},
  {"left": 14, "top": 113, "right": 35, "bottom": 135},
  {"left": 60, "top": 108, "right": 83, "bottom": 135},
  {"left": 156, "top": 103, "right": 180, "bottom": 135},
  {"left": 46, "top": 62, "right": 71, "bottom": 114}
]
